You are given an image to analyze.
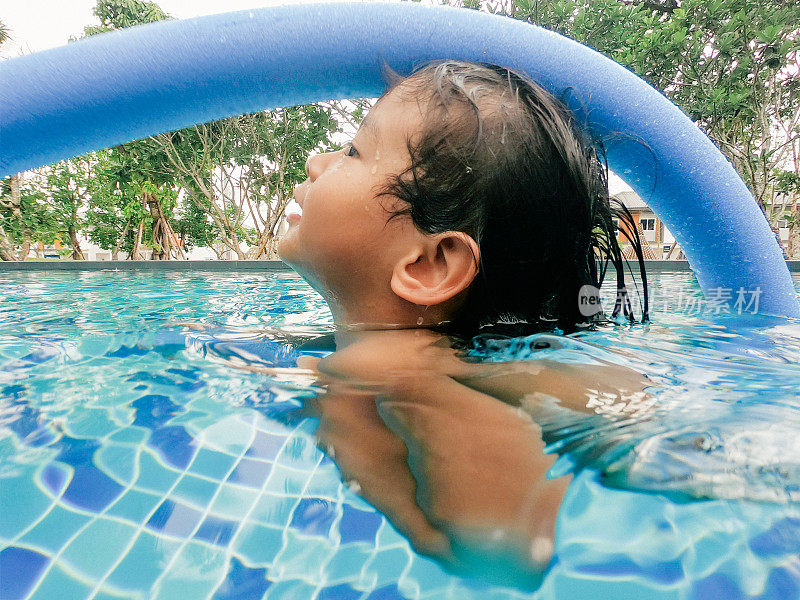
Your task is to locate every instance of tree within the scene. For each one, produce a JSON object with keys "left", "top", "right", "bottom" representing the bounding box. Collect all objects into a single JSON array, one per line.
[
  {"left": 150, "top": 105, "right": 341, "bottom": 259},
  {"left": 449, "top": 0, "right": 800, "bottom": 255}
]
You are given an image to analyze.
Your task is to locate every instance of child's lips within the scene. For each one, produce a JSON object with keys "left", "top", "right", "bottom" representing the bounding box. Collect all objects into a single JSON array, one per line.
[{"left": 285, "top": 199, "right": 303, "bottom": 223}]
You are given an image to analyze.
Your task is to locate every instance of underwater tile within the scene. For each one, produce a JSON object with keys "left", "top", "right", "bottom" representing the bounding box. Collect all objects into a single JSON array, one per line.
[
  {"left": 133, "top": 449, "right": 181, "bottom": 494},
  {"left": 131, "top": 395, "right": 183, "bottom": 430},
  {"left": 271, "top": 530, "right": 335, "bottom": 582},
  {"left": 95, "top": 444, "right": 138, "bottom": 486},
  {"left": 27, "top": 561, "right": 92, "bottom": 600},
  {"left": 209, "top": 484, "right": 260, "bottom": 521},
  {"left": 61, "top": 518, "right": 138, "bottom": 580},
  {"left": 401, "top": 557, "right": 451, "bottom": 596},
  {"left": 211, "top": 556, "right": 271, "bottom": 600},
  {"left": 250, "top": 493, "right": 298, "bottom": 528},
  {"left": 363, "top": 548, "right": 410, "bottom": 590},
  {"left": 154, "top": 541, "right": 228, "bottom": 600},
  {"left": 20, "top": 504, "right": 92, "bottom": 554},
  {"left": 278, "top": 434, "right": 321, "bottom": 467},
  {"left": 53, "top": 436, "right": 125, "bottom": 512},
  {"left": 263, "top": 578, "right": 318, "bottom": 600},
  {"left": 194, "top": 514, "right": 239, "bottom": 547},
  {"left": 303, "top": 463, "right": 345, "bottom": 499},
  {"left": 749, "top": 517, "right": 800, "bottom": 558},
  {"left": 146, "top": 499, "right": 203, "bottom": 538},
  {"left": 227, "top": 457, "right": 273, "bottom": 489},
  {"left": 318, "top": 583, "right": 364, "bottom": 600},
  {"left": 108, "top": 427, "right": 148, "bottom": 445},
  {"left": 365, "top": 584, "right": 406, "bottom": 600},
  {"left": 0, "top": 467, "right": 55, "bottom": 538},
  {"left": 290, "top": 498, "right": 337, "bottom": 538},
  {"left": 147, "top": 425, "right": 198, "bottom": 470},
  {"left": 691, "top": 573, "right": 744, "bottom": 600},
  {"left": 105, "top": 488, "right": 163, "bottom": 525},
  {"left": 762, "top": 566, "right": 800, "bottom": 600},
  {"left": 189, "top": 447, "right": 239, "bottom": 481},
  {"left": 264, "top": 464, "right": 312, "bottom": 496},
  {"left": 0, "top": 546, "right": 50, "bottom": 600},
  {"left": 576, "top": 554, "right": 684, "bottom": 586},
  {"left": 339, "top": 505, "right": 383, "bottom": 545},
  {"left": 245, "top": 430, "right": 288, "bottom": 460},
  {"left": 324, "top": 544, "right": 374, "bottom": 584},
  {"left": 171, "top": 473, "right": 220, "bottom": 508},
  {"left": 106, "top": 530, "right": 181, "bottom": 593},
  {"left": 234, "top": 523, "right": 285, "bottom": 566},
  {"left": 201, "top": 415, "right": 256, "bottom": 456}
]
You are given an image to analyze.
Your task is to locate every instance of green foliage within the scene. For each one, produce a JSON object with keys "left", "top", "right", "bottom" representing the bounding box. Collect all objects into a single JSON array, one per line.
[
  {"left": 83, "top": 0, "right": 170, "bottom": 37},
  {"left": 506, "top": 0, "right": 800, "bottom": 208}
]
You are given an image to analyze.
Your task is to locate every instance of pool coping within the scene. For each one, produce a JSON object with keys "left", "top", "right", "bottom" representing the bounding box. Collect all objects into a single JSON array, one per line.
[{"left": 1, "top": 260, "right": 799, "bottom": 272}]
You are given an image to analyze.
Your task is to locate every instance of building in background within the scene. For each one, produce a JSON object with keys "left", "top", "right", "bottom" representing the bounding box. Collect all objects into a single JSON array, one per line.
[{"left": 612, "top": 191, "right": 683, "bottom": 260}]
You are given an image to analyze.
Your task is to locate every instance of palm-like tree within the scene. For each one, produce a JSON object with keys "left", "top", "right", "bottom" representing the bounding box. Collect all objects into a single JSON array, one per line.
[{"left": 0, "top": 19, "right": 10, "bottom": 47}]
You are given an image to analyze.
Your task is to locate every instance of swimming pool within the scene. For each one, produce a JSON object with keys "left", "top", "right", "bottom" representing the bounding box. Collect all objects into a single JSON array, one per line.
[{"left": 1, "top": 269, "right": 799, "bottom": 599}]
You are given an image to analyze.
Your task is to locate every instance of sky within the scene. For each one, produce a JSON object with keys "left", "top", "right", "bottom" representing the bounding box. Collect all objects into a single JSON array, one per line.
[{"left": 0, "top": 0, "right": 381, "bottom": 55}]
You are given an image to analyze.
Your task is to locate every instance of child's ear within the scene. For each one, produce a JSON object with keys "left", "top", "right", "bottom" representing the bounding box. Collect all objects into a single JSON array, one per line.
[{"left": 390, "top": 232, "right": 480, "bottom": 306}]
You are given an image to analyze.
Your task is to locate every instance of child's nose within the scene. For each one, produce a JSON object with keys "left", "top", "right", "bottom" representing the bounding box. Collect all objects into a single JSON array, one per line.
[{"left": 305, "top": 151, "right": 338, "bottom": 181}]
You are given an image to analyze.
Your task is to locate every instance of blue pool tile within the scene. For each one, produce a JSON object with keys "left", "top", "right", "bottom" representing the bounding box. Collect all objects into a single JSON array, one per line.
[
  {"left": 148, "top": 425, "right": 197, "bottom": 469},
  {"left": 132, "top": 393, "right": 182, "bottom": 428},
  {"left": 2, "top": 389, "right": 55, "bottom": 447},
  {"left": 147, "top": 499, "right": 203, "bottom": 538},
  {"left": 52, "top": 435, "right": 124, "bottom": 512},
  {"left": 20, "top": 504, "right": 92, "bottom": 554},
  {"left": 251, "top": 493, "right": 298, "bottom": 528},
  {"left": 212, "top": 557, "right": 271, "bottom": 600},
  {"left": 325, "top": 544, "right": 373, "bottom": 582},
  {"left": 107, "top": 531, "right": 180, "bottom": 592},
  {"left": 194, "top": 514, "right": 238, "bottom": 546},
  {"left": 235, "top": 523, "right": 285, "bottom": 566},
  {"left": 263, "top": 579, "right": 317, "bottom": 600},
  {"left": 189, "top": 448, "right": 239, "bottom": 480},
  {"left": 27, "top": 561, "right": 92, "bottom": 600},
  {"left": 95, "top": 444, "right": 138, "bottom": 485},
  {"left": 577, "top": 555, "right": 684, "bottom": 585},
  {"left": 338, "top": 505, "right": 383, "bottom": 545},
  {"left": 365, "top": 584, "right": 405, "bottom": 599},
  {"left": 246, "top": 430, "right": 287, "bottom": 460},
  {"left": 290, "top": 498, "right": 337, "bottom": 537},
  {"left": 691, "top": 573, "right": 744, "bottom": 600},
  {"left": 318, "top": 583, "right": 363, "bottom": 600},
  {"left": 364, "top": 549, "right": 409, "bottom": 589},
  {"left": 41, "top": 464, "right": 68, "bottom": 494},
  {"left": 0, "top": 547, "right": 50, "bottom": 600},
  {"left": 105, "top": 488, "right": 163, "bottom": 524},
  {"left": 228, "top": 457, "right": 272, "bottom": 489},
  {"left": 264, "top": 465, "right": 311, "bottom": 496},
  {"left": 134, "top": 449, "right": 181, "bottom": 493},
  {"left": 172, "top": 473, "right": 220, "bottom": 508},
  {"left": 61, "top": 518, "right": 137, "bottom": 579},
  {"left": 108, "top": 345, "right": 150, "bottom": 358},
  {"left": 749, "top": 517, "right": 800, "bottom": 557},
  {"left": 763, "top": 566, "right": 800, "bottom": 600}
]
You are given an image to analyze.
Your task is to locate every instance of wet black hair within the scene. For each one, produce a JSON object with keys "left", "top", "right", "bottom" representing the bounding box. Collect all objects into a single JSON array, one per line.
[{"left": 377, "top": 60, "right": 648, "bottom": 336}]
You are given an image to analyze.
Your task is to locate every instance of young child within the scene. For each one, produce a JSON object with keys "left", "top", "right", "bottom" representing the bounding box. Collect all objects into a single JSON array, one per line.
[{"left": 274, "top": 60, "right": 649, "bottom": 587}]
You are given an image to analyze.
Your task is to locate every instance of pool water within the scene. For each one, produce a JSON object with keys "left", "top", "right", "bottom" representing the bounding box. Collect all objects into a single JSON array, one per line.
[{"left": 1, "top": 269, "right": 799, "bottom": 600}]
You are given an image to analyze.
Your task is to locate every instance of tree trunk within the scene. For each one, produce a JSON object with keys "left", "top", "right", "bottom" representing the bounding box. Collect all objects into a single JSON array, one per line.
[
  {"left": 0, "top": 228, "right": 16, "bottom": 261},
  {"left": 70, "top": 228, "right": 86, "bottom": 260},
  {"left": 112, "top": 220, "right": 131, "bottom": 260},
  {"left": 788, "top": 200, "right": 800, "bottom": 259}
]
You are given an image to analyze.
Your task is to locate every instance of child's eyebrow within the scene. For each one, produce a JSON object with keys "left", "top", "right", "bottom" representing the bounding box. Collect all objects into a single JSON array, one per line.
[{"left": 358, "top": 116, "right": 379, "bottom": 143}]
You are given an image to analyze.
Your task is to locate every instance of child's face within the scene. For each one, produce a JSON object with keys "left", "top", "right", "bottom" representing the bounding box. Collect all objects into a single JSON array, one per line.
[{"left": 278, "top": 88, "right": 425, "bottom": 312}]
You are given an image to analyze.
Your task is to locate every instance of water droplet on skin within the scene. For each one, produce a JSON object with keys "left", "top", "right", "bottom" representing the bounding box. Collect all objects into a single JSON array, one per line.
[
  {"left": 375, "top": 150, "right": 380, "bottom": 161},
  {"left": 371, "top": 164, "right": 377, "bottom": 174}
]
